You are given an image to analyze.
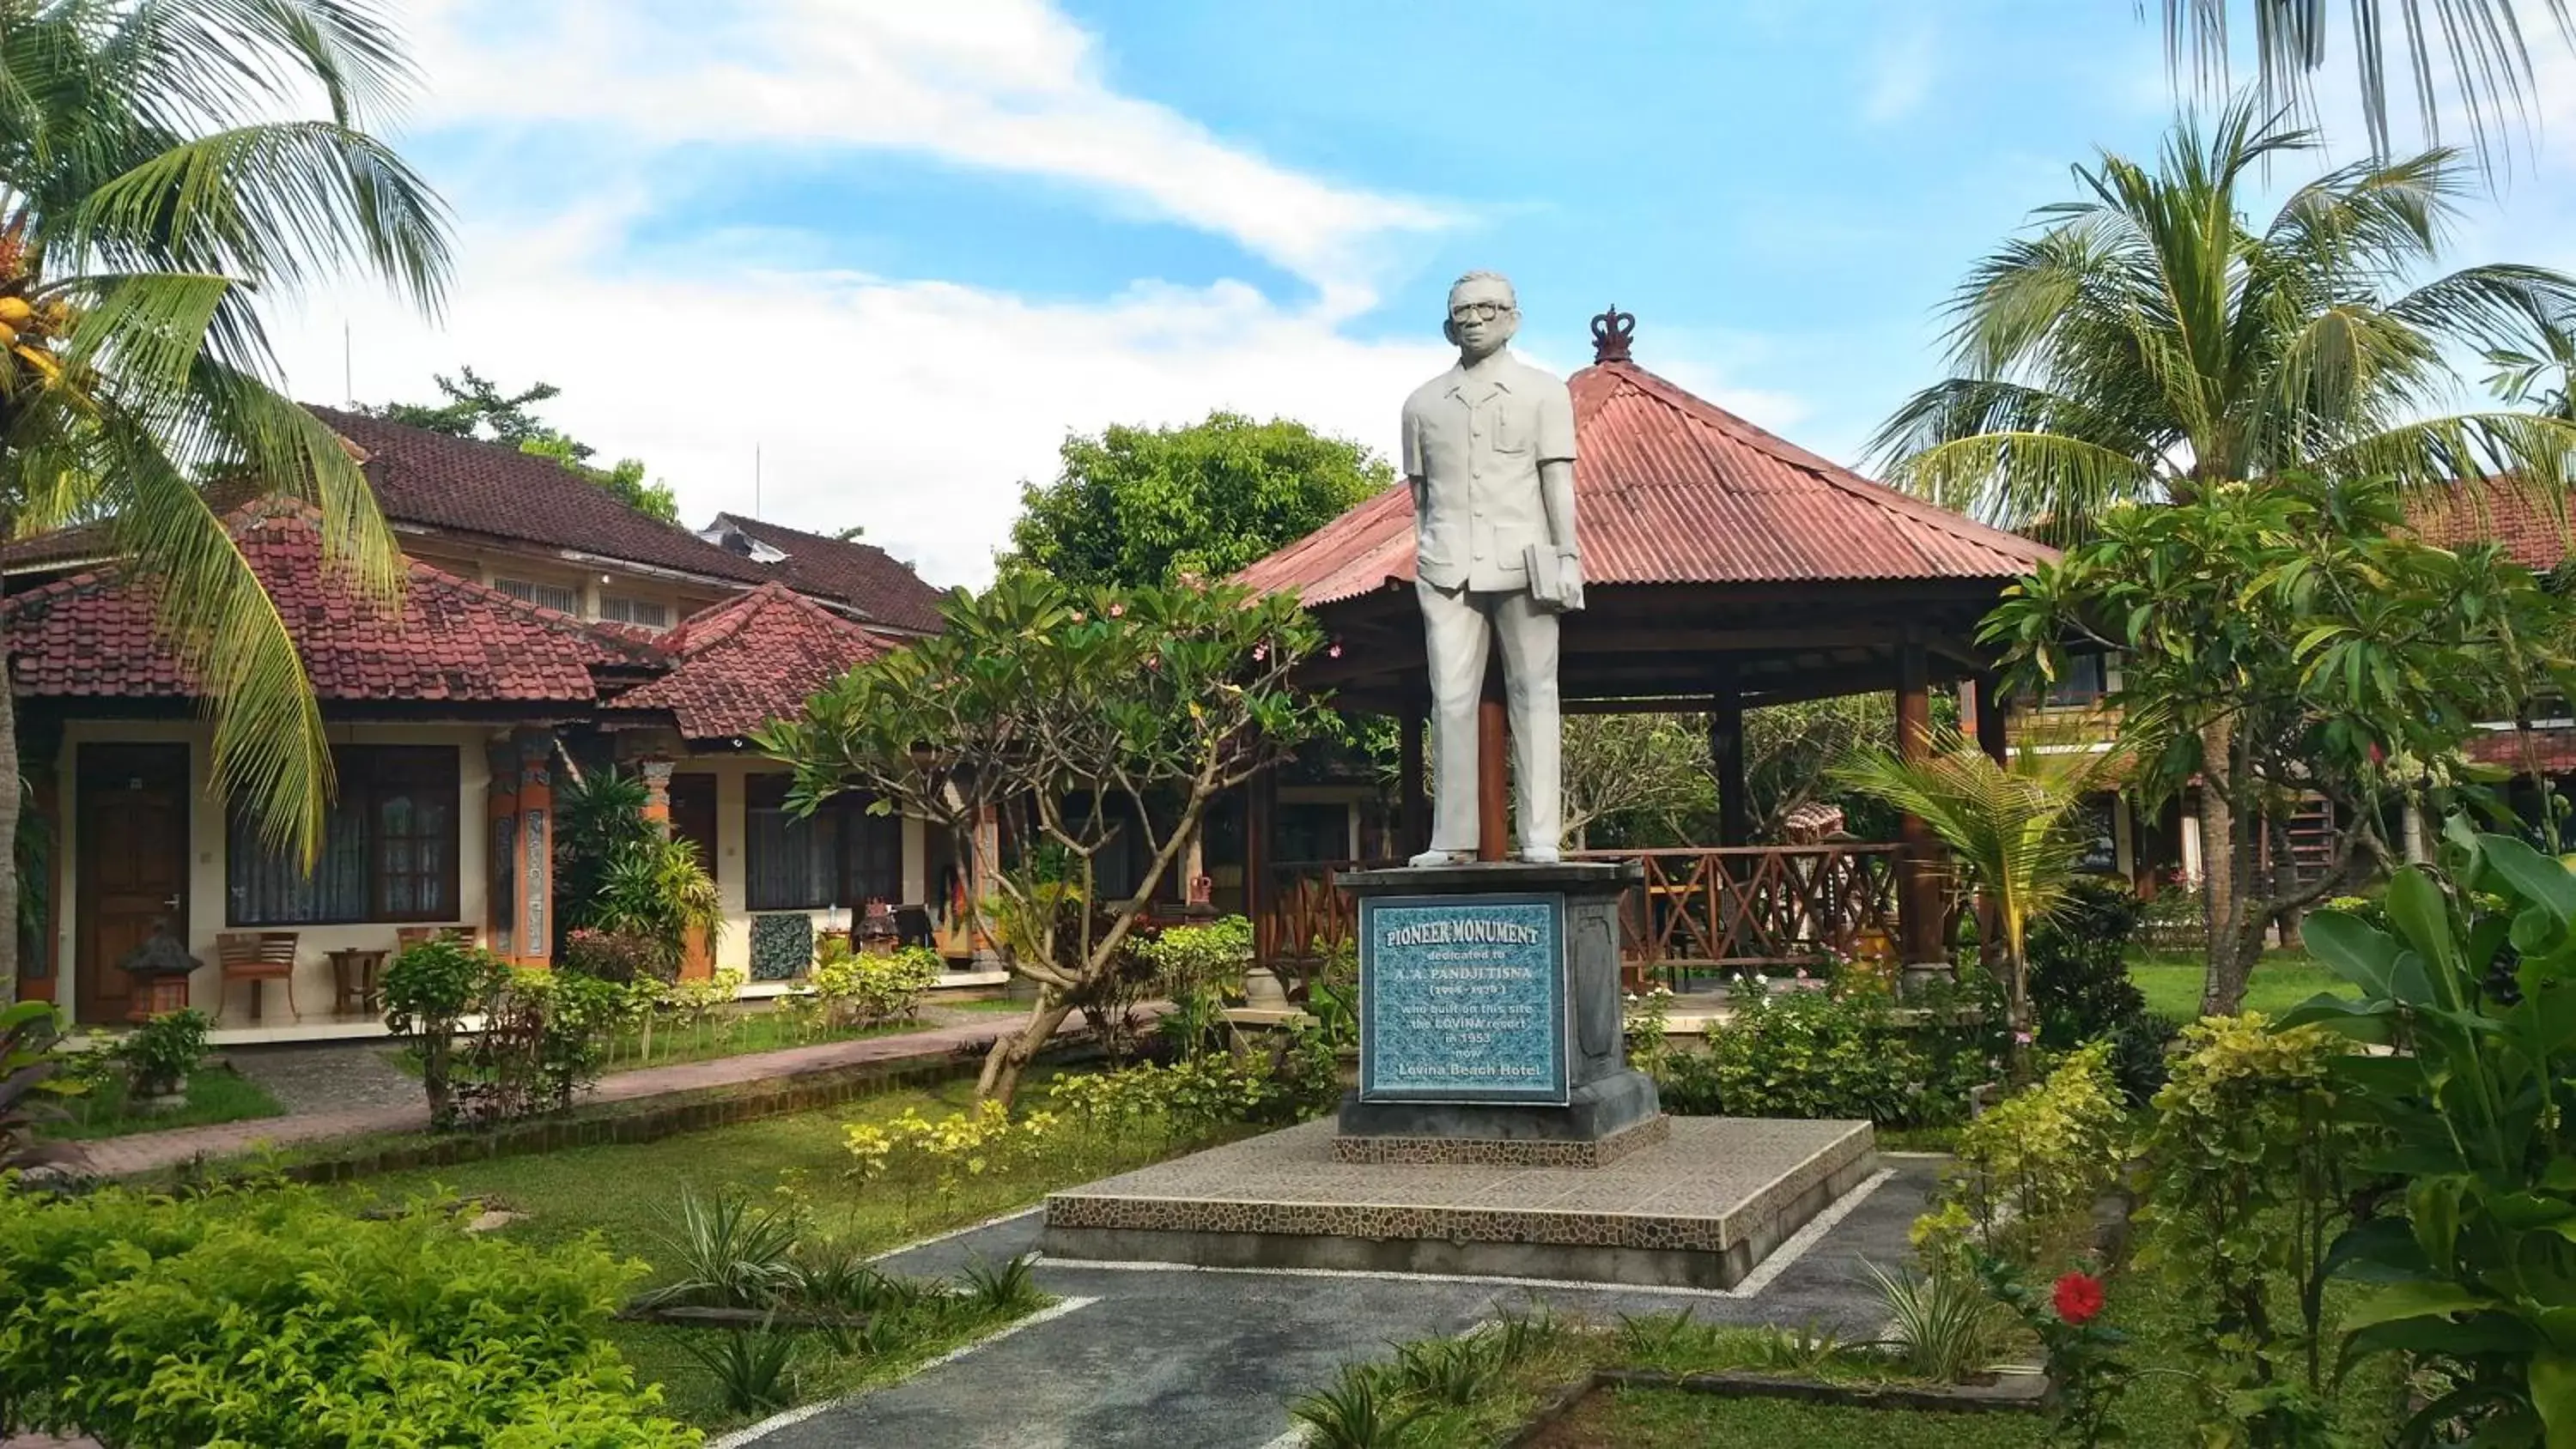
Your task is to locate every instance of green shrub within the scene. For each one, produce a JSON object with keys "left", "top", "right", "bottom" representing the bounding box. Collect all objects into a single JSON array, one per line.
[
  {"left": 2134, "top": 1013, "right": 2361, "bottom": 1446},
  {"left": 0, "top": 1000, "right": 76, "bottom": 1170},
  {"left": 0, "top": 1183, "right": 696, "bottom": 1446},
  {"left": 2027, "top": 876, "right": 2145, "bottom": 1047},
  {"left": 1656, "top": 981, "right": 1992, "bottom": 1127},
  {"left": 453, "top": 967, "right": 628, "bottom": 1125},
  {"left": 383, "top": 936, "right": 511, "bottom": 1126},
  {"left": 809, "top": 938, "right": 940, "bottom": 1031},
  {"left": 561, "top": 927, "right": 670, "bottom": 986},
  {"left": 1913, "top": 1041, "right": 2127, "bottom": 1267},
  {"left": 1136, "top": 916, "right": 1254, "bottom": 1058},
  {"left": 2288, "top": 837, "right": 2576, "bottom": 1446},
  {"left": 112, "top": 1007, "right": 210, "bottom": 1098}
]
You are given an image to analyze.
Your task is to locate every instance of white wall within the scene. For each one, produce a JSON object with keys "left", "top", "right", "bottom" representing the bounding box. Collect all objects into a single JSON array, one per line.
[
  {"left": 671, "top": 758, "right": 928, "bottom": 978},
  {"left": 53, "top": 718, "right": 493, "bottom": 1028}
]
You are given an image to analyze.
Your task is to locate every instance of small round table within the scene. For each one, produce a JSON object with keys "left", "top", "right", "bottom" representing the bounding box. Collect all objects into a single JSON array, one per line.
[{"left": 328, "top": 947, "right": 390, "bottom": 1017}]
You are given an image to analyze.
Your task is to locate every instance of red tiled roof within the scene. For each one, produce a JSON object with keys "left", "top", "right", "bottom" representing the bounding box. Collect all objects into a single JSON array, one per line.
[
  {"left": 605, "top": 581, "right": 895, "bottom": 740},
  {"left": 296, "top": 406, "right": 779, "bottom": 586},
  {"left": 2468, "top": 725, "right": 2576, "bottom": 773},
  {"left": 6, "top": 497, "right": 654, "bottom": 703},
  {"left": 2405, "top": 477, "right": 2573, "bottom": 571},
  {"left": 1235, "top": 358, "right": 2058, "bottom": 607},
  {"left": 702, "top": 513, "right": 948, "bottom": 633}
]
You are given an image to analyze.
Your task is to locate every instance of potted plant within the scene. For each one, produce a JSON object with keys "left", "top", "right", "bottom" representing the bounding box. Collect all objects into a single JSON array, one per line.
[{"left": 118, "top": 1008, "right": 210, "bottom": 1113}]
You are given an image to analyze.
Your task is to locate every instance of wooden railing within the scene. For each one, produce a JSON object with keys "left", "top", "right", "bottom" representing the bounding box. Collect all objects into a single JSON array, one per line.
[
  {"left": 1570, "top": 845, "right": 1900, "bottom": 971},
  {"left": 1255, "top": 844, "right": 1904, "bottom": 985}
]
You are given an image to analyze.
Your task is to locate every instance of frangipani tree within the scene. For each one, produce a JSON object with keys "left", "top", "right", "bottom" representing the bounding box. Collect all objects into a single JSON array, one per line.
[
  {"left": 0, "top": 0, "right": 451, "bottom": 982},
  {"left": 757, "top": 572, "right": 1328, "bottom": 1104},
  {"left": 1835, "top": 730, "right": 2120, "bottom": 1046}
]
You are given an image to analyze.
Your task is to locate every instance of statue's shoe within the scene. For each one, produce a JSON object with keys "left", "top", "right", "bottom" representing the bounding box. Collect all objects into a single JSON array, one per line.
[
  {"left": 1406, "top": 848, "right": 1475, "bottom": 867},
  {"left": 1517, "top": 848, "right": 1562, "bottom": 864}
]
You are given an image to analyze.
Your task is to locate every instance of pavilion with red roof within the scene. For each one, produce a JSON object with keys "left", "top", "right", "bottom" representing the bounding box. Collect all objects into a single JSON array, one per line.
[{"left": 1236, "top": 308, "right": 2058, "bottom": 972}]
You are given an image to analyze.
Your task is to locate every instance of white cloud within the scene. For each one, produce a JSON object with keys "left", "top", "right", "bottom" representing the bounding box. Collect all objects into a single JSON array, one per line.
[
  {"left": 1859, "top": 19, "right": 1938, "bottom": 126},
  {"left": 279, "top": 236, "right": 1450, "bottom": 588},
  {"left": 267, "top": 0, "right": 1817, "bottom": 592},
  {"left": 397, "top": 0, "right": 1449, "bottom": 312}
]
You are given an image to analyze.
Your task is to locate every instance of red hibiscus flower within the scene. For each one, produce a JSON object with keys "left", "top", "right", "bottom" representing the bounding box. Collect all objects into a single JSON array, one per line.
[{"left": 2053, "top": 1271, "right": 2105, "bottom": 1325}]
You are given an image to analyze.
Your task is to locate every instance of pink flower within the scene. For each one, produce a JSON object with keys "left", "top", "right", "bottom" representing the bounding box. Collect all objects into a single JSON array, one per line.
[
  {"left": 1327, "top": 642, "right": 1343, "bottom": 658},
  {"left": 2014, "top": 1030, "right": 2035, "bottom": 1046},
  {"left": 1252, "top": 643, "right": 1268, "bottom": 661},
  {"left": 1794, "top": 967, "right": 1808, "bottom": 980},
  {"left": 1108, "top": 603, "right": 1125, "bottom": 618}
]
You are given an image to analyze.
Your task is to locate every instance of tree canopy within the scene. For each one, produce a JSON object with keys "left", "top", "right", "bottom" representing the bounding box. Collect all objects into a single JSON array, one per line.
[
  {"left": 362, "top": 366, "right": 678, "bottom": 522},
  {"left": 1005, "top": 411, "right": 1392, "bottom": 589},
  {"left": 1983, "top": 472, "right": 2576, "bottom": 1013},
  {"left": 756, "top": 572, "right": 1327, "bottom": 1103}
]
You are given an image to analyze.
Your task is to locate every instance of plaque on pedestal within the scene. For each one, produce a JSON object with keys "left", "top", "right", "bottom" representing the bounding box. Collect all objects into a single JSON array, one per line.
[
  {"left": 1357, "top": 893, "right": 1567, "bottom": 1106},
  {"left": 1336, "top": 860, "right": 1662, "bottom": 1165}
]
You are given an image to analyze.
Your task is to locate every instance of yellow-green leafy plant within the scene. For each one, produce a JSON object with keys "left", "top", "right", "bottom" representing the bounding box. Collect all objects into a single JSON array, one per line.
[
  {"left": 1914, "top": 1040, "right": 2127, "bottom": 1267},
  {"left": 809, "top": 938, "right": 940, "bottom": 1032},
  {"left": 2134, "top": 1013, "right": 2361, "bottom": 1446},
  {"left": 845, "top": 1100, "right": 1056, "bottom": 1216}
]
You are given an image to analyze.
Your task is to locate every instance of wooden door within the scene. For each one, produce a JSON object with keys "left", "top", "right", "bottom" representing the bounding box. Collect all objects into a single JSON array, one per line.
[
  {"left": 668, "top": 773, "right": 719, "bottom": 979},
  {"left": 76, "top": 744, "right": 191, "bottom": 1026}
]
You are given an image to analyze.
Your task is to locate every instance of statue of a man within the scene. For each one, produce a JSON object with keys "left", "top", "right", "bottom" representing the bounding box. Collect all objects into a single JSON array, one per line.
[{"left": 1402, "top": 270, "right": 1583, "bottom": 867}]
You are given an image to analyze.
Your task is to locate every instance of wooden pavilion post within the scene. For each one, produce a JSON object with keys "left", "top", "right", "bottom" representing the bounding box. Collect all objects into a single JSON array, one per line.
[
  {"left": 1709, "top": 659, "right": 1747, "bottom": 847},
  {"left": 1245, "top": 764, "right": 1276, "bottom": 960},
  {"left": 1398, "top": 694, "right": 1429, "bottom": 859},
  {"left": 1972, "top": 671, "right": 2010, "bottom": 766},
  {"left": 1477, "top": 659, "right": 1509, "bottom": 862},
  {"left": 1895, "top": 644, "right": 1947, "bottom": 970}
]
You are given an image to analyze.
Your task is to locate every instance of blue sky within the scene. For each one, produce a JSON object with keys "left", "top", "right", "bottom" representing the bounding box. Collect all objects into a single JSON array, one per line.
[{"left": 272, "top": 1, "right": 2576, "bottom": 585}]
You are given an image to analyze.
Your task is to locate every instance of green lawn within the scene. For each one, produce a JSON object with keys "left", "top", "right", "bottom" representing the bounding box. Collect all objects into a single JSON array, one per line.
[
  {"left": 337, "top": 1070, "right": 1243, "bottom": 1429},
  {"left": 47, "top": 1066, "right": 285, "bottom": 1141},
  {"left": 1502, "top": 1262, "right": 2406, "bottom": 1448},
  {"left": 2127, "top": 948, "right": 2354, "bottom": 1023}
]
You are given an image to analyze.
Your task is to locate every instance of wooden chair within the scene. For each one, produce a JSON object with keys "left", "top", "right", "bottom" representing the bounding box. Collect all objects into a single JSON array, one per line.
[{"left": 216, "top": 931, "right": 301, "bottom": 1022}]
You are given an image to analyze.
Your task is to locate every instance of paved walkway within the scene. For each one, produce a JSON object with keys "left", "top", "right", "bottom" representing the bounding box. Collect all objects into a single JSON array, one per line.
[
  {"left": 69, "top": 1012, "right": 1050, "bottom": 1179},
  {"left": 720, "top": 1157, "right": 1940, "bottom": 1449}
]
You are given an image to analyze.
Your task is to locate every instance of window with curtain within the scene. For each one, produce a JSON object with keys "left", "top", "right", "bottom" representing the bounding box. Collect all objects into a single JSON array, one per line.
[
  {"left": 228, "top": 747, "right": 459, "bottom": 925},
  {"left": 745, "top": 776, "right": 904, "bottom": 910}
]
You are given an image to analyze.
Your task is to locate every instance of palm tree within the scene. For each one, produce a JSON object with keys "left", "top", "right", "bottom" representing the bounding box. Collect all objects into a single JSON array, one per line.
[
  {"left": 1834, "top": 732, "right": 2115, "bottom": 1056},
  {"left": 1870, "top": 104, "right": 2576, "bottom": 1017},
  {"left": 1870, "top": 100, "right": 2576, "bottom": 537},
  {"left": 2157, "top": 1, "right": 2574, "bottom": 172},
  {"left": 0, "top": 0, "right": 451, "bottom": 986}
]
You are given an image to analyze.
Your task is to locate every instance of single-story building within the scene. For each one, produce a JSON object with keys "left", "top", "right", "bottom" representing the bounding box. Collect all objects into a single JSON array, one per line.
[{"left": 3, "top": 409, "right": 972, "bottom": 1040}]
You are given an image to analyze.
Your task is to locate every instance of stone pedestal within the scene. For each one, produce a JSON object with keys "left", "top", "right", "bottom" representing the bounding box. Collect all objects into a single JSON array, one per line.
[{"left": 1334, "top": 860, "right": 1662, "bottom": 1165}]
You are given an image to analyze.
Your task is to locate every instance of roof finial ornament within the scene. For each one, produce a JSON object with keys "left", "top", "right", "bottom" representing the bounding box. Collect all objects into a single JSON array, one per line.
[{"left": 1589, "top": 305, "right": 1636, "bottom": 364}]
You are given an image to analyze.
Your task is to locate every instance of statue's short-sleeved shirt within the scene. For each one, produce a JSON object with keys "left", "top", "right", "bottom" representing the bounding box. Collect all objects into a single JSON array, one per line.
[{"left": 1401, "top": 354, "right": 1577, "bottom": 591}]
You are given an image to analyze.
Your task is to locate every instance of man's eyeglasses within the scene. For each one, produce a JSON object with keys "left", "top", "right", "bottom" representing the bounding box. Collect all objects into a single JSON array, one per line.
[{"left": 1449, "top": 300, "right": 1512, "bottom": 322}]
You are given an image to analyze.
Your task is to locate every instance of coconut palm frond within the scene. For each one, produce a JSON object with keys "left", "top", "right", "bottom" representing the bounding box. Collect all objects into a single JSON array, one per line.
[
  {"left": 1877, "top": 100, "right": 2576, "bottom": 524},
  {"left": 0, "top": 0, "right": 450, "bottom": 864},
  {"left": 2157, "top": 0, "right": 2575, "bottom": 171}
]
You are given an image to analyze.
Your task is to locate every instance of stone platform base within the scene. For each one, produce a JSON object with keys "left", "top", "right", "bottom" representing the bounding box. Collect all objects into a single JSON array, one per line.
[
  {"left": 1332, "top": 1111, "right": 1670, "bottom": 1168},
  {"left": 1040, "top": 1116, "right": 1876, "bottom": 1290}
]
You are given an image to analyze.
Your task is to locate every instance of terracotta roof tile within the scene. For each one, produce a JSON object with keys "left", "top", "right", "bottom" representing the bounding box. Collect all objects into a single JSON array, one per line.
[
  {"left": 1235, "top": 358, "right": 2058, "bottom": 607},
  {"left": 2405, "top": 477, "right": 2574, "bottom": 571},
  {"left": 605, "top": 581, "right": 896, "bottom": 740},
  {"left": 6, "top": 498, "right": 647, "bottom": 703},
  {"left": 699, "top": 513, "right": 947, "bottom": 633},
  {"left": 298, "top": 406, "right": 778, "bottom": 585}
]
